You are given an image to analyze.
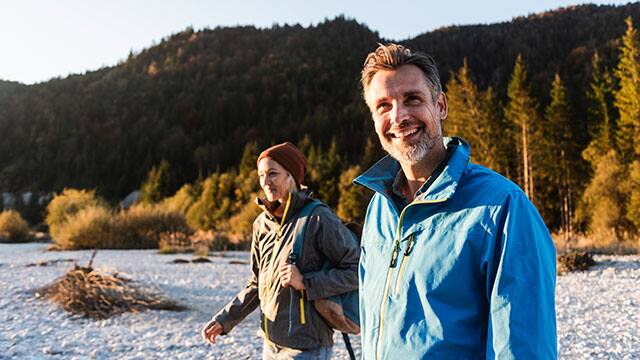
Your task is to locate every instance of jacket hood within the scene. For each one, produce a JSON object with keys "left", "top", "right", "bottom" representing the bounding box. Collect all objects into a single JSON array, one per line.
[{"left": 354, "top": 137, "right": 470, "bottom": 202}]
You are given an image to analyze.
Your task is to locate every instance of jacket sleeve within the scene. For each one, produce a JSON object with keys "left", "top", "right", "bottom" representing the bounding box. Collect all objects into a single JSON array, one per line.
[
  {"left": 302, "top": 207, "right": 360, "bottom": 301},
  {"left": 211, "top": 220, "right": 261, "bottom": 334},
  {"left": 484, "top": 191, "right": 557, "bottom": 359}
]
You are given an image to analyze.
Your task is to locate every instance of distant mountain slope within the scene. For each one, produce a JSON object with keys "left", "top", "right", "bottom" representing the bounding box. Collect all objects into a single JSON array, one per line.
[{"left": 0, "top": 4, "right": 637, "bottom": 199}]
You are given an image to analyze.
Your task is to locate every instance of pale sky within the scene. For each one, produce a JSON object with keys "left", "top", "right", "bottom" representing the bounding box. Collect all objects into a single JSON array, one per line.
[{"left": 0, "top": 0, "right": 633, "bottom": 84}]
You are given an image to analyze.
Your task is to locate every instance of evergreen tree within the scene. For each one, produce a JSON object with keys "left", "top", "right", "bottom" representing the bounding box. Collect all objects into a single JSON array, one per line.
[
  {"left": 445, "top": 60, "right": 510, "bottom": 174},
  {"left": 316, "top": 139, "right": 344, "bottom": 208},
  {"left": 238, "top": 141, "right": 259, "bottom": 177},
  {"left": 613, "top": 17, "right": 640, "bottom": 231},
  {"left": 444, "top": 59, "right": 481, "bottom": 144},
  {"left": 361, "top": 136, "right": 383, "bottom": 170},
  {"left": 541, "top": 74, "right": 579, "bottom": 235},
  {"left": 337, "top": 165, "right": 370, "bottom": 223},
  {"left": 614, "top": 17, "right": 640, "bottom": 160},
  {"left": 583, "top": 52, "right": 617, "bottom": 163},
  {"left": 627, "top": 160, "right": 640, "bottom": 229},
  {"left": 480, "top": 87, "right": 511, "bottom": 177},
  {"left": 579, "top": 52, "right": 620, "bottom": 234},
  {"left": 505, "top": 55, "right": 540, "bottom": 202},
  {"left": 139, "top": 160, "right": 172, "bottom": 204}
]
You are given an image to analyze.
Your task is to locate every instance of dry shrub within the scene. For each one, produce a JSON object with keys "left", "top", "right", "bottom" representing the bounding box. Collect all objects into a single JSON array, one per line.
[
  {"left": 190, "top": 230, "right": 249, "bottom": 251},
  {"left": 114, "top": 204, "right": 191, "bottom": 249},
  {"left": 53, "top": 204, "right": 191, "bottom": 250},
  {"left": 54, "top": 206, "right": 112, "bottom": 249},
  {"left": 553, "top": 230, "right": 639, "bottom": 255},
  {"left": 158, "top": 232, "right": 192, "bottom": 254},
  {"left": 0, "top": 209, "right": 30, "bottom": 243},
  {"left": 46, "top": 189, "right": 106, "bottom": 239},
  {"left": 227, "top": 201, "right": 261, "bottom": 244},
  {"left": 161, "top": 184, "right": 198, "bottom": 214},
  {"left": 36, "top": 265, "right": 183, "bottom": 319}
]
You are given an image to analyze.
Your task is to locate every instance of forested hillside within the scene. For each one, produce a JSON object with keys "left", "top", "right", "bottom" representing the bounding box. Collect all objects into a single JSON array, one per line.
[{"left": 1, "top": 3, "right": 639, "bottom": 240}]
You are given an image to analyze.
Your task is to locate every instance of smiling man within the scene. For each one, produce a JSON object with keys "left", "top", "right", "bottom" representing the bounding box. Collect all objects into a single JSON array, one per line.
[{"left": 354, "top": 44, "right": 557, "bottom": 359}]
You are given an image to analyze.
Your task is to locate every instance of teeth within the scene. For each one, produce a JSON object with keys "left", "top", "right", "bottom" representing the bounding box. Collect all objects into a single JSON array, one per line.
[{"left": 391, "top": 128, "right": 419, "bottom": 138}]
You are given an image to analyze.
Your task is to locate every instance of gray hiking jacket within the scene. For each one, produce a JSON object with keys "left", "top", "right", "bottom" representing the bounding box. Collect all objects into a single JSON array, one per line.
[{"left": 211, "top": 190, "right": 360, "bottom": 349}]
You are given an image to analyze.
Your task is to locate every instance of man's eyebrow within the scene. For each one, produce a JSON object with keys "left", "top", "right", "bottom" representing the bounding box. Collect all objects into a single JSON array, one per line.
[{"left": 403, "top": 90, "right": 424, "bottom": 97}]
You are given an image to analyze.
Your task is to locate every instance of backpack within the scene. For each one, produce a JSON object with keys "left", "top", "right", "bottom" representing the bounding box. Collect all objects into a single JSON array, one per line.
[{"left": 288, "top": 200, "right": 361, "bottom": 336}]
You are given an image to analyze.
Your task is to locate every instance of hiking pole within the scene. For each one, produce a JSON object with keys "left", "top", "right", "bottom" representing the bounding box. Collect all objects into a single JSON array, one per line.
[{"left": 342, "top": 332, "right": 356, "bottom": 360}]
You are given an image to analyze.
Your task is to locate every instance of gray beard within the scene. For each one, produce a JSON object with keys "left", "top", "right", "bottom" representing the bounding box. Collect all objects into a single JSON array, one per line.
[{"left": 381, "top": 133, "right": 437, "bottom": 165}]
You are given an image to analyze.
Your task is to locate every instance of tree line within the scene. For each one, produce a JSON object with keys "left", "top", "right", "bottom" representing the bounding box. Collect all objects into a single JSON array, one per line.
[{"left": 1, "top": 4, "right": 639, "bottom": 245}]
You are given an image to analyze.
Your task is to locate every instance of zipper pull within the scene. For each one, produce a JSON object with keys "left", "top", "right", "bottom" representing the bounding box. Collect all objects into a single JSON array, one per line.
[
  {"left": 389, "top": 240, "right": 400, "bottom": 267},
  {"left": 403, "top": 235, "right": 415, "bottom": 256}
]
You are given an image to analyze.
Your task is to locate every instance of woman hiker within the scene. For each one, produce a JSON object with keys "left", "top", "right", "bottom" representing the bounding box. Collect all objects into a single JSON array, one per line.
[{"left": 201, "top": 141, "right": 360, "bottom": 359}]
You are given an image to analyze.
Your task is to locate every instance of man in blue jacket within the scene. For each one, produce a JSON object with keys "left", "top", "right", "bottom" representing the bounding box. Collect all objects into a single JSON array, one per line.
[{"left": 354, "top": 43, "right": 557, "bottom": 359}]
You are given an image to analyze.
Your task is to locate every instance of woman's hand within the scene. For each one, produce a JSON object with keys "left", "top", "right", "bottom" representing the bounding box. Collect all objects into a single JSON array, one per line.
[
  {"left": 279, "top": 263, "right": 305, "bottom": 290},
  {"left": 201, "top": 320, "right": 224, "bottom": 345}
]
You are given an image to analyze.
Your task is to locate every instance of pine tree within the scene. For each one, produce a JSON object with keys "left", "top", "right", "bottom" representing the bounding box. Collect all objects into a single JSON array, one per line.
[
  {"left": 238, "top": 141, "right": 259, "bottom": 177},
  {"left": 140, "top": 160, "right": 172, "bottom": 203},
  {"left": 579, "top": 52, "right": 620, "bottom": 234},
  {"left": 614, "top": 17, "right": 640, "bottom": 160},
  {"left": 583, "top": 52, "right": 617, "bottom": 164},
  {"left": 505, "top": 55, "right": 540, "bottom": 201},
  {"left": 480, "top": 87, "right": 511, "bottom": 177},
  {"left": 361, "top": 136, "right": 383, "bottom": 170},
  {"left": 445, "top": 59, "right": 507, "bottom": 172},
  {"left": 444, "top": 59, "right": 478, "bottom": 140},
  {"left": 337, "top": 165, "right": 371, "bottom": 223},
  {"left": 316, "top": 139, "right": 344, "bottom": 207},
  {"left": 627, "top": 160, "right": 640, "bottom": 229},
  {"left": 541, "top": 74, "right": 578, "bottom": 236},
  {"left": 613, "top": 17, "right": 640, "bottom": 231}
]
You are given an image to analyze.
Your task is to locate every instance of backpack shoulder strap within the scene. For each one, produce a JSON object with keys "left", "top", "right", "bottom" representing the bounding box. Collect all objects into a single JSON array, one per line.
[{"left": 288, "top": 199, "right": 325, "bottom": 264}]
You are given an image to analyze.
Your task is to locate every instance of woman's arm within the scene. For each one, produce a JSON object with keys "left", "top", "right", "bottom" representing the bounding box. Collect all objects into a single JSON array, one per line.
[
  {"left": 302, "top": 207, "right": 360, "bottom": 301},
  {"left": 205, "top": 221, "right": 262, "bottom": 335}
]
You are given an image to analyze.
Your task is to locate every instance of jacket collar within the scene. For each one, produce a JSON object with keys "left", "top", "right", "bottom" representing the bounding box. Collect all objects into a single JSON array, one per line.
[
  {"left": 256, "top": 187, "right": 314, "bottom": 222},
  {"left": 354, "top": 137, "right": 470, "bottom": 203}
]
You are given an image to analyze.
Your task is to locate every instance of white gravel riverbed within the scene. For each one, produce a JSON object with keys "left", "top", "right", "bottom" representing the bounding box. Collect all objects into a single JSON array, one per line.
[{"left": 0, "top": 243, "right": 638, "bottom": 359}]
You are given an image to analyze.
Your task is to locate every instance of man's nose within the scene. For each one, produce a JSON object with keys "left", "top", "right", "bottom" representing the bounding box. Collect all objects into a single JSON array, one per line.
[{"left": 389, "top": 102, "right": 408, "bottom": 126}]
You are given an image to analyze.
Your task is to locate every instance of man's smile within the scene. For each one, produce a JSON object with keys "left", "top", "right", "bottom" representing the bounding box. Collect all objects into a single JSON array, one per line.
[{"left": 386, "top": 125, "right": 424, "bottom": 140}]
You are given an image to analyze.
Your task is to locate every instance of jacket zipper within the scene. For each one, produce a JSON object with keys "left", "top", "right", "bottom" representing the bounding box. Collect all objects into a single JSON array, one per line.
[
  {"left": 264, "top": 192, "right": 293, "bottom": 342},
  {"left": 375, "top": 199, "right": 446, "bottom": 360},
  {"left": 394, "top": 235, "right": 415, "bottom": 295}
]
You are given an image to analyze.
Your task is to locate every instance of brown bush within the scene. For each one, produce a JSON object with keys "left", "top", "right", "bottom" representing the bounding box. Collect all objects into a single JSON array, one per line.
[
  {"left": 45, "top": 189, "right": 107, "bottom": 239},
  {"left": 190, "top": 230, "right": 249, "bottom": 251},
  {"left": 53, "top": 206, "right": 112, "bottom": 249},
  {"left": 0, "top": 210, "right": 30, "bottom": 243},
  {"left": 114, "top": 204, "right": 191, "bottom": 249},
  {"left": 53, "top": 204, "right": 192, "bottom": 250},
  {"left": 36, "top": 265, "right": 184, "bottom": 319},
  {"left": 158, "top": 232, "right": 192, "bottom": 254}
]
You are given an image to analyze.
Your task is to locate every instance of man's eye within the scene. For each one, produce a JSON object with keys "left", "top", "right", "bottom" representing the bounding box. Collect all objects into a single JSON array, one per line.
[
  {"left": 376, "top": 103, "right": 391, "bottom": 113},
  {"left": 406, "top": 96, "right": 422, "bottom": 104}
]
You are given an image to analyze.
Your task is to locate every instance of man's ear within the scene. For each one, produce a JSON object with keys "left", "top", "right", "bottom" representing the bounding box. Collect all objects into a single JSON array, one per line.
[{"left": 437, "top": 92, "right": 448, "bottom": 121}]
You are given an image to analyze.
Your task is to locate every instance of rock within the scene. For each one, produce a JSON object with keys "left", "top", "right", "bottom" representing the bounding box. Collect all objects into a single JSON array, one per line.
[
  {"left": 557, "top": 251, "right": 596, "bottom": 274},
  {"left": 120, "top": 191, "right": 141, "bottom": 209}
]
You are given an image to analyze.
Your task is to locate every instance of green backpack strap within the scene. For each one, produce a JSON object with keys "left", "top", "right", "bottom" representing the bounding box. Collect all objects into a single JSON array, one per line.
[{"left": 287, "top": 199, "right": 324, "bottom": 265}]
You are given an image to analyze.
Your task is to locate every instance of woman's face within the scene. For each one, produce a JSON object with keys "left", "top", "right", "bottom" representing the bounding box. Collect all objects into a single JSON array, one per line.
[{"left": 258, "top": 157, "right": 296, "bottom": 203}]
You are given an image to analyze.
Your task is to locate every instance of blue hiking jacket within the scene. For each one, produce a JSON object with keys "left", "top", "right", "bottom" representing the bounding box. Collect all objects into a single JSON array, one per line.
[{"left": 354, "top": 137, "right": 557, "bottom": 360}]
